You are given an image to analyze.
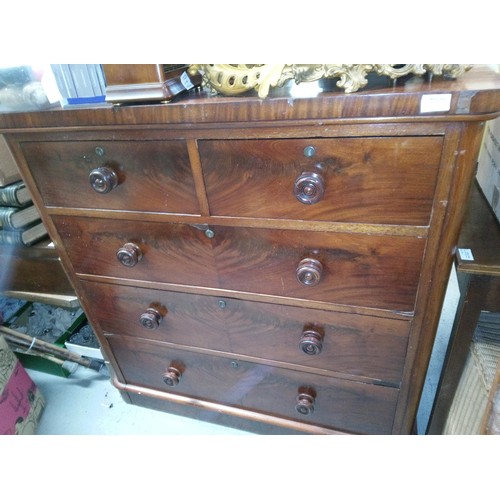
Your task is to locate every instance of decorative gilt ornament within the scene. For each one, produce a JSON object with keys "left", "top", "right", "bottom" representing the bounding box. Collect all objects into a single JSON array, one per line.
[{"left": 188, "top": 64, "right": 473, "bottom": 98}]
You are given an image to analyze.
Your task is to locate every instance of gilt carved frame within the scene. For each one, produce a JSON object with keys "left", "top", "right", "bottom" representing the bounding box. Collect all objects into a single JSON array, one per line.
[{"left": 188, "top": 64, "right": 472, "bottom": 98}]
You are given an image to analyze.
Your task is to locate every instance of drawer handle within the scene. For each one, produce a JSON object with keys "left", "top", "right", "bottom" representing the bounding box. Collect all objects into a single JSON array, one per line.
[
  {"left": 295, "top": 389, "right": 316, "bottom": 416},
  {"left": 296, "top": 258, "right": 323, "bottom": 286},
  {"left": 89, "top": 166, "right": 118, "bottom": 194},
  {"left": 139, "top": 307, "right": 163, "bottom": 330},
  {"left": 294, "top": 171, "right": 325, "bottom": 205},
  {"left": 299, "top": 327, "right": 324, "bottom": 355},
  {"left": 116, "top": 242, "right": 143, "bottom": 267},
  {"left": 163, "top": 366, "right": 182, "bottom": 387}
]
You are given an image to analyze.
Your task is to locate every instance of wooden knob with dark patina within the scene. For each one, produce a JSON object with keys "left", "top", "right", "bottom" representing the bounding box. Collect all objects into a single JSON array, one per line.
[
  {"left": 296, "top": 258, "right": 323, "bottom": 286},
  {"left": 163, "top": 366, "right": 182, "bottom": 387},
  {"left": 293, "top": 171, "right": 325, "bottom": 204},
  {"left": 295, "top": 389, "right": 316, "bottom": 416},
  {"left": 116, "top": 242, "right": 142, "bottom": 267},
  {"left": 139, "top": 307, "right": 163, "bottom": 330},
  {"left": 89, "top": 166, "right": 118, "bottom": 193},
  {"left": 299, "top": 327, "right": 324, "bottom": 355}
]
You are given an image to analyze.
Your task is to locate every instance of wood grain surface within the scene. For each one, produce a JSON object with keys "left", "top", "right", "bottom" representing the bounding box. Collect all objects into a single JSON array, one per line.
[
  {"left": 200, "top": 136, "right": 442, "bottom": 224},
  {"left": 108, "top": 334, "right": 399, "bottom": 434}
]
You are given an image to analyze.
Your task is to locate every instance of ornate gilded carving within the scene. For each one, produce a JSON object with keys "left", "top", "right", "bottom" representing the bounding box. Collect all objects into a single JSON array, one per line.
[{"left": 188, "top": 64, "right": 472, "bottom": 98}]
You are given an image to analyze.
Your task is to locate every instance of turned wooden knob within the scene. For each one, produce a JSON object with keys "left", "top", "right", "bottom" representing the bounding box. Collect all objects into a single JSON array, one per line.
[
  {"left": 139, "top": 307, "right": 162, "bottom": 330},
  {"left": 163, "top": 366, "right": 182, "bottom": 387},
  {"left": 296, "top": 258, "right": 323, "bottom": 286},
  {"left": 299, "top": 327, "right": 324, "bottom": 355},
  {"left": 295, "top": 390, "right": 316, "bottom": 416},
  {"left": 116, "top": 242, "right": 142, "bottom": 267},
  {"left": 294, "top": 171, "right": 325, "bottom": 205},
  {"left": 89, "top": 166, "right": 118, "bottom": 193}
]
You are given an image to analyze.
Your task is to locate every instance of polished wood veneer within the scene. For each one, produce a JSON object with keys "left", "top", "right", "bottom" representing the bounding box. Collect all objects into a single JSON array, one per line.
[
  {"left": 20, "top": 138, "right": 198, "bottom": 214},
  {"left": 81, "top": 280, "right": 410, "bottom": 384},
  {"left": 52, "top": 216, "right": 425, "bottom": 311},
  {"left": 3, "top": 66, "right": 500, "bottom": 434},
  {"left": 199, "top": 136, "right": 442, "bottom": 225},
  {"left": 108, "top": 335, "right": 399, "bottom": 435}
]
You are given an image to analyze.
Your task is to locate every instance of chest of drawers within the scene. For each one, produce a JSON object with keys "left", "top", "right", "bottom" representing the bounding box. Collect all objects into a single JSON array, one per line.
[{"left": 3, "top": 66, "right": 500, "bottom": 434}]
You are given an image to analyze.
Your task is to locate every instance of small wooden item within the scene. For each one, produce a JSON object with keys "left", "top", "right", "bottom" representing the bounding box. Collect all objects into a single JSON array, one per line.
[{"left": 102, "top": 64, "right": 201, "bottom": 104}]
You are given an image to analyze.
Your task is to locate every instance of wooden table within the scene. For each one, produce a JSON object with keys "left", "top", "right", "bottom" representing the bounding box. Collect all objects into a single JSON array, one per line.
[{"left": 427, "top": 181, "right": 500, "bottom": 434}]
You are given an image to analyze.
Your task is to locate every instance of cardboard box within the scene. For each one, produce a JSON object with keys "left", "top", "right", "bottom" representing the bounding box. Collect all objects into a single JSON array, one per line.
[
  {"left": 476, "top": 116, "right": 500, "bottom": 223},
  {"left": 0, "top": 335, "right": 45, "bottom": 434}
]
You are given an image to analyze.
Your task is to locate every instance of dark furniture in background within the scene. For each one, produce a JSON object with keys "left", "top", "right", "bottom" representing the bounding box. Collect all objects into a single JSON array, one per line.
[{"left": 427, "top": 181, "right": 500, "bottom": 434}]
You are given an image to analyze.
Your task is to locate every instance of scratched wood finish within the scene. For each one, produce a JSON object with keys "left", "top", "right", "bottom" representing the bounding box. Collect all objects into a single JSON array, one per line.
[
  {"left": 199, "top": 136, "right": 442, "bottom": 225},
  {"left": 19, "top": 139, "right": 199, "bottom": 214},
  {"left": 108, "top": 334, "right": 399, "bottom": 434},
  {"left": 81, "top": 280, "right": 410, "bottom": 383},
  {"left": 53, "top": 215, "right": 425, "bottom": 311}
]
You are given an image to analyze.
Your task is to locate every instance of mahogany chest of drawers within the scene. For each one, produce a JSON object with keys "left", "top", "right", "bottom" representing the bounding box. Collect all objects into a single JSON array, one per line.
[{"left": 3, "top": 66, "right": 500, "bottom": 434}]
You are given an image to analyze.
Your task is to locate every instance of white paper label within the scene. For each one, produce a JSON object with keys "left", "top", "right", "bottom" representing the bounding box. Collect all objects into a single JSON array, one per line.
[
  {"left": 420, "top": 93, "right": 452, "bottom": 113},
  {"left": 181, "top": 71, "right": 194, "bottom": 90},
  {"left": 458, "top": 248, "right": 474, "bottom": 261}
]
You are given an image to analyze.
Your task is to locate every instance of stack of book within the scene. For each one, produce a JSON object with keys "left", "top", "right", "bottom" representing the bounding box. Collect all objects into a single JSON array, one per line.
[
  {"left": 0, "top": 135, "right": 48, "bottom": 247},
  {"left": 50, "top": 64, "right": 106, "bottom": 106}
]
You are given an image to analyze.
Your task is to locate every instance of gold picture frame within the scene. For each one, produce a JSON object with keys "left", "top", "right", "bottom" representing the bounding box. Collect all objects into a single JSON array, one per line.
[{"left": 189, "top": 64, "right": 472, "bottom": 98}]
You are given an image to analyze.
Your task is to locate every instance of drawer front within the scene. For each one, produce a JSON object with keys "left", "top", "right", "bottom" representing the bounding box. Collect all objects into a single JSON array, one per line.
[
  {"left": 82, "top": 281, "right": 410, "bottom": 383},
  {"left": 20, "top": 139, "right": 199, "bottom": 214},
  {"left": 199, "top": 137, "right": 442, "bottom": 225},
  {"left": 213, "top": 226, "right": 424, "bottom": 312},
  {"left": 55, "top": 217, "right": 425, "bottom": 311},
  {"left": 108, "top": 336, "right": 399, "bottom": 434},
  {"left": 52, "top": 216, "right": 219, "bottom": 288}
]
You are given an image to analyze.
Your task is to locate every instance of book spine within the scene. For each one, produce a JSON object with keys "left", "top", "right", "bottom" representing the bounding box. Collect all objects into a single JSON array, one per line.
[
  {"left": 96, "top": 64, "right": 106, "bottom": 94},
  {"left": 0, "top": 135, "right": 22, "bottom": 187},
  {"left": 0, "top": 229, "right": 23, "bottom": 245},
  {"left": 87, "top": 64, "right": 104, "bottom": 96},
  {"left": 0, "top": 206, "right": 18, "bottom": 230},
  {"left": 22, "top": 223, "right": 48, "bottom": 246},
  {"left": 69, "top": 64, "right": 94, "bottom": 98},
  {"left": 0, "top": 183, "right": 26, "bottom": 207}
]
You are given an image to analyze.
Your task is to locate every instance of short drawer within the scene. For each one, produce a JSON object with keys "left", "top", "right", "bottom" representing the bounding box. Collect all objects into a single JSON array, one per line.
[
  {"left": 108, "top": 336, "right": 399, "bottom": 434},
  {"left": 20, "top": 139, "right": 199, "bottom": 214},
  {"left": 55, "top": 217, "right": 425, "bottom": 312},
  {"left": 199, "top": 136, "right": 442, "bottom": 225},
  {"left": 52, "top": 216, "right": 218, "bottom": 288},
  {"left": 82, "top": 281, "right": 410, "bottom": 383}
]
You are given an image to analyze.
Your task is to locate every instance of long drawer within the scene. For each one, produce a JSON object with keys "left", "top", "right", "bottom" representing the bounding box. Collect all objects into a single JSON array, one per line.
[
  {"left": 198, "top": 136, "right": 442, "bottom": 225},
  {"left": 82, "top": 280, "right": 410, "bottom": 383},
  {"left": 20, "top": 139, "right": 199, "bottom": 214},
  {"left": 108, "top": 335, "right": 399, "bottom": 434},
  {"left": 54, "top": 216, "right": 426, "bottom": 311}
]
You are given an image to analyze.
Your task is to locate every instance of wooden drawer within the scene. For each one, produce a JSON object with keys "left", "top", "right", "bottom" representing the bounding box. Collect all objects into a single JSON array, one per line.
[
  {"left": 52, "top": 216, "right": 218, "bottom": 288},
  {"left": 54, "top": 217, "right": 425, "bottom": 311},
  {"left": 82, "top": 280, "right": 410, "bottom": 383},
  {"left": 108, "top": 335, "right": 399, "bottom": 434},
  {"left": 198, "top": 136, "right": 442, "bottom": 225},
  {"left": 20, "top": 139, "right": 199, "bottom": 214}
]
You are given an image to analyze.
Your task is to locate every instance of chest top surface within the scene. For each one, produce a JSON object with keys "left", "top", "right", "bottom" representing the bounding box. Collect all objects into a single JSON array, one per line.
[{"left": 0, "top": 65, "right": 499, "bottom": 131}]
